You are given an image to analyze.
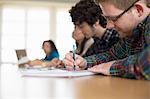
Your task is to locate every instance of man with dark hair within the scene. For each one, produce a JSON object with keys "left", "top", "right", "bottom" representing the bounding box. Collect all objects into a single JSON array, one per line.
[
  {"left": 69, "top": 0, "right": 120, "bottom": 56},
  {"left": 63, "top": 0, "right": 150, "bottom": 80},
  {"left": 70, "top": 0, "right": 107, "bottom": 28}
]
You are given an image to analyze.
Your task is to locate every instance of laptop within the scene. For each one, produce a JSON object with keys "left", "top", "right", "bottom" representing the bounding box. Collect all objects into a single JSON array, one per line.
[
  {"left": 15, "top": 49, "right": 30, "bottom": 67},
  {"left": 15, "top": 49, "right": 54, "bottom": 70}
]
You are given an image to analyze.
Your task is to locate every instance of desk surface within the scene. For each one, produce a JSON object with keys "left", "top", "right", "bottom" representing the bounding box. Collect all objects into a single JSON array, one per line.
[{"left": 0, "top": 64, "right": 150, "bottom": 99}]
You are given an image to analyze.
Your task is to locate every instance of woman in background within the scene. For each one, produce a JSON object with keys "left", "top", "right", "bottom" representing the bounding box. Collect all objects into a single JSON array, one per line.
[
  {"left": 42, "top": 40, "right": 59, "bottom": 61},
  {"left": 28, "top": 40, "right": 60, "bottom": 67}
]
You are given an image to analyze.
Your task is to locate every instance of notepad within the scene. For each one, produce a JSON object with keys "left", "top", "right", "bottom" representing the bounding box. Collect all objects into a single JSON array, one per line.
[{"left": 19, "top": 68, "right": 97, "bottom": 77}]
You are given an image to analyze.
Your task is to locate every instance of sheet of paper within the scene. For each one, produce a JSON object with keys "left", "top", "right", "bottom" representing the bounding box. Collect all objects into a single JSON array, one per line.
[{"left": 19, "top": 68, "right": 97, "bottom": 77}]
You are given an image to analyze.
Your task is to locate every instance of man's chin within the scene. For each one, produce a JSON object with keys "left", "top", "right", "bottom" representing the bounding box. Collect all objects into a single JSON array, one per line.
[
  {"left": 85, "top": 36, "right": 91, "bottom": 39},
  {"left": 117, "top": 30, "right": 129, "bottom": 38},
  {"left": 120, "top": 34, "right": 126, "bottom": 38},
  {"left": 120, "top": 33, "right": 133, "bottom": 38},
  {"left": 118, "top": 32, "right": 125, "bottom": 38}
]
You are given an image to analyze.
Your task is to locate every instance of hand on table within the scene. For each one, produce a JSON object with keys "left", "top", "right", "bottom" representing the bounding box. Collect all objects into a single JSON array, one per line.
[{"left": 88, "top": 61, "right": 115, "bottom": 75}]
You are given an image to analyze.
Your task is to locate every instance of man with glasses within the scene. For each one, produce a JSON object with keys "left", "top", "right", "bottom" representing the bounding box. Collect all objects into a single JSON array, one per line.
[{"left": 63, "top": 0, "right": 150, "bottom": 80}]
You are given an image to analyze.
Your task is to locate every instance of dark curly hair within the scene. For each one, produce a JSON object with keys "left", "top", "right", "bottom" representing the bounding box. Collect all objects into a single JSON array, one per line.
[{"left": 69, "top": 0, "right": 107, "bottom": 28}]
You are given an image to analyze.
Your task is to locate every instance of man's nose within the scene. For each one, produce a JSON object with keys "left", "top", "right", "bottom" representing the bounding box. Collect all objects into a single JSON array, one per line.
[{"left": 106, "top": 20, "right": 115, "bottom": 28}]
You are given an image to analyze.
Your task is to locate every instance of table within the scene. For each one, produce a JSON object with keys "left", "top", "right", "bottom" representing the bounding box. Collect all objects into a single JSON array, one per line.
[{"left": 0, "top": 64, "right": 149, "bottom": 99}]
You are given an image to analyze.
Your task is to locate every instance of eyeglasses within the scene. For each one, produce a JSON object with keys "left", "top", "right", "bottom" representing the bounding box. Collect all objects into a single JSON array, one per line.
[{"left": 105, "top": 0, "right": 139, "bottom": 22}]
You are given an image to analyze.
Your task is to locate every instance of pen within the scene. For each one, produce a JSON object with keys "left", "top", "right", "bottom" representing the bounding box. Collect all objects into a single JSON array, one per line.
[{"left": 73, "top": 45, "right": 76, "bottom": 70}]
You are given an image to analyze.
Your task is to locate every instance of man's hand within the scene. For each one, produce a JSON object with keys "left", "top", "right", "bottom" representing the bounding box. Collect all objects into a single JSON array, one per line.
[
  {"left": 88, "top": 61, "right": 115, "bottom": 75},
  {"left": 63, "top": 53, "right": 87, "bottom": 70}
]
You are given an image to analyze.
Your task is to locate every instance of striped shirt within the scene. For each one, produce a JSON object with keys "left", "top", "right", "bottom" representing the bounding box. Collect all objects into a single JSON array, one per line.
[
  {"left": 83, "top": 28, "right": 120, "bottom": 57},
  {"left": 85, "top": 14, "right": 150, "bottom": 80}
]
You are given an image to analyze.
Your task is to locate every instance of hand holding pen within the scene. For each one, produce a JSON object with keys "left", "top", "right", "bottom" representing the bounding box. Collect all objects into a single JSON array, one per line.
[
  {"left": 63, "top": 46, "right": 87, "bottom": 70},
  {"left": 73, "top": 45, "right": 76, "bottom": 70}
]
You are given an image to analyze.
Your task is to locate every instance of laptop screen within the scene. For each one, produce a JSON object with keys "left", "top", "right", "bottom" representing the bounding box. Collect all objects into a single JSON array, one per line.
[{"left": 15, "top": 49, "right": 27, "bottom": 60}]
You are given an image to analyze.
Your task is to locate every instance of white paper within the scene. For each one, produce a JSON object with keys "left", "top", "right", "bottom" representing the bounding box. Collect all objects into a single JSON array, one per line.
[{"left": 19, "top": 68, "right": 97, "bottom": 77}]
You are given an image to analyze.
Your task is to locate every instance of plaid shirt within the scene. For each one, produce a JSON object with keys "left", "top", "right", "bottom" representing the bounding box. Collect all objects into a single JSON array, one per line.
[
  {"left": 83, "top": 29, "right": 119, "bottom": 57},
  {"left": 85, "top": 14, "right": 150, "bottom": 80}
]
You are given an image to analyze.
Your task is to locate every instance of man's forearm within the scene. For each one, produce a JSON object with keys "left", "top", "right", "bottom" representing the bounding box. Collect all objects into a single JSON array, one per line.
[{"left": 110, "top": 47, "right": 150, "bottom": 80}]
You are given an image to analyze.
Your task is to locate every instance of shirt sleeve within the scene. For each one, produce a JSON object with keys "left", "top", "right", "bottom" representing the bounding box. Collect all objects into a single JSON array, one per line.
[
  {"left": 109, "top": 26, "right": 150, "bottom": 80},
  {"left": 85, "top": 38, "right": 129, "bottom": 68},
  {"left": 110, "top": 46, "right": 150, "bottom": 80}
]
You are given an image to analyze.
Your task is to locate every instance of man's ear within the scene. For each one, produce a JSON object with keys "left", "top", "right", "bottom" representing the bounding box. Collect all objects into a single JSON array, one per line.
[
  {"left": 95, "top": 20, "right": 99, "bottom": 26},
  {"left": 134, "top": 4, "right": 144, "bottom": 17},
  {"left": 93, "top": 20, "right": 99, "bottom": 27}
]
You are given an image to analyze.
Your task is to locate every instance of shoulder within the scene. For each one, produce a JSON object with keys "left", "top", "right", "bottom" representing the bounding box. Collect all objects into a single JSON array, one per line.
[{"left": 51, "top": 50, "right": 59, "bottom": 56}]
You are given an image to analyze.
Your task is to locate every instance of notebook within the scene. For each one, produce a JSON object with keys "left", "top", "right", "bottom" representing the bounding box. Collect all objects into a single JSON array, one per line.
[{"left": 19, "top": 68, "right": 97, "bottom": 77}]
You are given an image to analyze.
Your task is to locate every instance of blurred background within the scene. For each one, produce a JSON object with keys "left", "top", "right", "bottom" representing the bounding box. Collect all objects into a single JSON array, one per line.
[{"left": 0, "top": 0, "right": 80, "bottom": 64}]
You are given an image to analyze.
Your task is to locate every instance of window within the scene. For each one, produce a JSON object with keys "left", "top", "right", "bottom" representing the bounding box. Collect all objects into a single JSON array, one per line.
[
  {"left": 2, "top": 8, "right": 26, "bottom": 63},
  {"left": 56, "top": 8, "right": 74, "bottom": 59},
  {"left": 26, "top": 8, "right": 50, "bottom": 59},
  {"left": 0, "top": 5, "right": 74, "bottom": 63},
  {"left": 1, "top": 7, "right": 50, "bottom": 63}
]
